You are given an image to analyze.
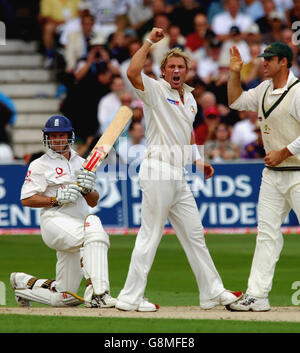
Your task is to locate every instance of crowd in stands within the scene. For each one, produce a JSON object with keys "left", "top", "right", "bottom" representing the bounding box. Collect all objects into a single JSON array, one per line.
[{"left": 1, "top": 0, "right": 300, "bottom": 164}]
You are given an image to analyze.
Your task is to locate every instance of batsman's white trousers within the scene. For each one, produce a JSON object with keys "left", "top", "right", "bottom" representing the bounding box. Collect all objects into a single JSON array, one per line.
[
  {"left": 40, "top": 215, "right": 84, "bottom": 293},
  {"left": 247, "top": 168, "right": 300, "bottom": 298},
  {"left": 118, "top": 159, "right": 225, "bottom": 305}
]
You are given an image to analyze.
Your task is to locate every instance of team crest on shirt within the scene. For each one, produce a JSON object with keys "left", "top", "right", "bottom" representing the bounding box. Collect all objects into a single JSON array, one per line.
[
  {"left": 167, "top": 98, "right": 179, "bottom": 105},
  {"left": 190, "top": 105, "right": 195, "bottom": 113},
  {"left": 263, "top": 124, "right": 271, "bottom": 134}
]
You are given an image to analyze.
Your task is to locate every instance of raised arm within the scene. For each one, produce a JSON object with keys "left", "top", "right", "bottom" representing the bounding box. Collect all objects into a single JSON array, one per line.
[
  {"left": 227, "top": 46, "right": 244, "bottom": 106},
  {"left": 127, "top": 27, "right": 164, "bottom": 90}
]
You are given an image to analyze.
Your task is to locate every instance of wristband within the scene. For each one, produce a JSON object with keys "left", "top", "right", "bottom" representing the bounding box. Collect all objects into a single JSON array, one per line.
[
  {"left": 145, "top": 38, "right": 153, "bottom": 45},
  {"left": 192, "top": 144, "right": 201, "bottom": 162},
  {"left": 50, "top": 196, "right": 59, "bottom": 207}
]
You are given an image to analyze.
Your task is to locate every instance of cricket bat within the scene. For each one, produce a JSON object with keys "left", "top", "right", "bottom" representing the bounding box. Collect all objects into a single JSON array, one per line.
[{"left": 83, "top": 106, "right": 133, "bottom": 172}]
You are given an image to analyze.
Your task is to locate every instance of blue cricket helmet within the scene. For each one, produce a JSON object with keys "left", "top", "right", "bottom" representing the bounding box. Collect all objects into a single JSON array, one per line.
[
  {"left": 43, "top": 115, "right": 75, "bottom": 152},
  {"left": 43, "top": 115, "right": 73, "bottom": 133}
]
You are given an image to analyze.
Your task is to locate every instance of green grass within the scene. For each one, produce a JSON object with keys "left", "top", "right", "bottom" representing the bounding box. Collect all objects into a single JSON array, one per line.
[
  {"left": 1, "top": 233, "right": 300, "bottom": 333},
  {"left": 1, "top": 314, "right": 300, "bottom": 333}
]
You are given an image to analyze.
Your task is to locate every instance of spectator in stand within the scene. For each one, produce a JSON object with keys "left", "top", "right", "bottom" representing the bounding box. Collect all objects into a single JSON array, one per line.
[
  {"left": 204, "top": 122, "right": 240, "bottom": 162},
  {"left": 261, "top": 11, "right": 286, "bottom": 44},
  {"left": 255, "top": 0, "right": 277, "bottom": 34},
  {"left": 244, "top": 23, "right": 264, "bottom": 48},
  {"left": 73, "top": 37, "right": 120, "bottom": 82},
  {"left": 168, "top": 0, "right": 205, "bottom": 36},
  {"left": 219, "top": 25, "right": 251, "bottom": 68},
  {"left": 230, "top": 111, "right": 259, "bottom": 153},
  {"left": 0, "top": 91, "right": 17, "bottom": 145},
  {"left": 197, "top": 37, "right": 222, "bottom": 85},
  {"left": 97, "top": 75, "right": 126, "bottom": 135},
  {"left": 128, "top": 0, "right": 153, "bottom": 32},
  {"left": 0, "top": 100, "right": 14, "bottom": 161},
  {"left": 194, "top": 105, "right": 221, "bottom": 146},
  {"left": 280, "top": 27, "right": 300, "bottom": 76},
  {"left": 120, "top": 39, "right": 143, "bottom": 96},
  {"left": 242, "top": 124, "right": 265, "bottom": 159},
  {"left": 143, "top": 54, "right": 160, "bottom": 78},
  {"left": 241, "top": 0, "right": 265, "bottom": 21},
  {"left": 286, "top": 0, "right": 300, "bottom": 28},
  {"left": 241, "top": 42, "right": 265, "bottom": 88},
  {"left": 136, "top": 0, "right": 167, "bottom": 40},
  {"left": 118, "top": 121, "right": 146, "bottom": 164},
  {"left": 39, "top": 0, "right": 81, "bottom": 68},
  {"left": 64, "top": 13, "right": 106, "bottom": 73},
  {"left": 211, "top": 0, "right": 254, "bottom": 41},
  {"left": 87, "top": 0, "right": 130, "bottom": 39},
  {"left": 59, "top": 2, "right": 102, "bottom": 47},
  {"left": 108, "top": 30, "right": 130, "bottom": 64},
  {"left": 194, "top": 91, "right": 217, "bottom": 129},
  {"left": 185, "top": 13, "right": 209, "bottom": 53}
]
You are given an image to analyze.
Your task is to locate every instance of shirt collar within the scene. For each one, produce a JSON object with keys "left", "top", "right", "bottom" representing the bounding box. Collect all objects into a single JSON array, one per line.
[
  {"left": 270, "top": 70, "right": 296, "bottom": 95},
  {"left": 159, "top": 77, "right": 194, "bottom": 93},
  {"left": 46, "top": 148, "right": 77, "bottom": 160}
]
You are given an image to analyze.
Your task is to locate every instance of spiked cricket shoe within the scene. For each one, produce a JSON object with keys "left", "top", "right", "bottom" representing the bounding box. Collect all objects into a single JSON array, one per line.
[
  {"left": 200, "top": 290, "right": 243, "bottom": 310},
  {"left": 226, "top": 294, "right": 270, "bottom": 312},
  {"left": 116, "top": 298, "right": 159, "bottom": 312}
]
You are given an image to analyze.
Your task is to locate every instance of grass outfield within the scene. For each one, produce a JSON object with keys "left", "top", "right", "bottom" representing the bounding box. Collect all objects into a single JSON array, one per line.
[{"left": 1, "top": 233, "right": 300, "bottom": 333}]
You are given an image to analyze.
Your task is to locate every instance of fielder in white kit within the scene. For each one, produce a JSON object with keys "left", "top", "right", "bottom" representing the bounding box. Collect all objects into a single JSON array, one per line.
[
  {"left": 115, "top": 27, "right": 242, "bottom": 312},
  {"left": 10, "top": 115, "right": 116, "bottom": 308},
  {"left": 227, "top": 43, "right": 300, "bottom": 311}
]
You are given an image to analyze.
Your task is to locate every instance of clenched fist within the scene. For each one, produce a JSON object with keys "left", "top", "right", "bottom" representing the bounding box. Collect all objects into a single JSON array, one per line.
[{"left": 148, "top": 27, "right": 165, "bottom": 44}]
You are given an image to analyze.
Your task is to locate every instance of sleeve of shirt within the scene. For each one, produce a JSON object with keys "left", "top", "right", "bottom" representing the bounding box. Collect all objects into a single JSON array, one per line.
[
  {"left": 229, "top": 86, "right": 260, "bottom": 112},
  {"left": 40, "top": 0, "right": 50, "bottom": 18},
  {"left": 286, "top": 86, "right": 300, "bottom": 156},
  {"left": 134, "top": 73, "right": 161, "bottom": 107},
  {"left": 20, "top": 161, "right": 48, "bottom": 200}
]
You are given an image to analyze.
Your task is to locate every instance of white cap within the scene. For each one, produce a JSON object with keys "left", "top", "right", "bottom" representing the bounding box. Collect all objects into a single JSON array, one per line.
[
  {"left": 269, "top": 11, "right": 284, "bottom": 21},
  {"left": 246, "top": 23, "right": 260, "bottom": 34},
  {"left": 78, "top": 1, "right": 91, "bottom": 11},
  {"left": 90, "top": 35, "right": 106, "bottom": 46}
]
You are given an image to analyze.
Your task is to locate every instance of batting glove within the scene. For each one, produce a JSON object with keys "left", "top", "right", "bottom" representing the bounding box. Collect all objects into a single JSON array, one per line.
[
  {"left": 56, "top": 184, "right": 82, "bottom": 205},
  {"left": 76, "top": 169, "right": 96, "bottom": 195}
]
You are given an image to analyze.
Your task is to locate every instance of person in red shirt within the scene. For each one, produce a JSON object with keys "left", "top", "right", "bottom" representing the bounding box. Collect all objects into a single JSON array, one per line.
[
  {"left": 194, "top": 105, "right": 221, "bottom": 145},
  {"left": 185, "top": 13, "right": 208, "bottom": 52}
]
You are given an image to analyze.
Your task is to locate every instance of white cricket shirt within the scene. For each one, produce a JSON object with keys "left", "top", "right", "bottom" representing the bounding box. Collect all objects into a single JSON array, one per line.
[
  {"left": 21, "top": 148, "right": 90, "bottom": 220},
  {"left": 134, "top": 73, "right": 197, "bottom": 168},
  {"left": 230, "top": 71, "right": 300, "bottom": 156}
]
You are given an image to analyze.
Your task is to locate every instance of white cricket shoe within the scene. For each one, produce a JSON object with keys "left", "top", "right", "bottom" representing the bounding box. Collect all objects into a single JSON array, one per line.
[
  {"left": 85, "top": 292, "right": 117, "bottom": 308},
  {"left": 10, "top": 272, "right": 31, "bottom": 307},
  {"left": 200, "top": 290, "right": 243, "bottom": 310},
  {"left": 226, "top": 294, "right": 270, "bottom": 312},
  {"left": 116, "top": 298, "right": 159, "bottom": 312}
]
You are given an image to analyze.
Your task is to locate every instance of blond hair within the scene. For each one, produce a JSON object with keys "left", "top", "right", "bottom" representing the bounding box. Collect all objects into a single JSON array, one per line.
[{"left": 160, "top": 48, "right": 191, "bottom": 73}]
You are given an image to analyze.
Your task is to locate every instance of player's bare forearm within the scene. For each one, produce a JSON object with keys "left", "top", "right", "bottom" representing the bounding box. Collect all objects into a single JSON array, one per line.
[
  {"left": 127, "top": 27, "right": 164, "bottom": 89},
  {"left": 21, "top": 194, "right": 55, "bottom": 208},
  {"left": 228, "top": 71, "right": 243, "bottom": 105},
  {"left": 127, "top": 42, "right": 151, "bottom": 77},
  {"left": 83, "top": 190, "right": 99, "bottom": 208},
  {"left": 264, "top": 147, "right": 293, "bottom": 166},
  {"left": 228, "top": 46, "right": 243, "bottom": 106}
]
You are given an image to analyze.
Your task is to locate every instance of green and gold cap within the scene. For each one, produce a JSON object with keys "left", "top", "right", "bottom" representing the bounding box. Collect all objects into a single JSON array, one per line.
[{"left": 257, "top": 42, "right": 294, "bottom": 62}]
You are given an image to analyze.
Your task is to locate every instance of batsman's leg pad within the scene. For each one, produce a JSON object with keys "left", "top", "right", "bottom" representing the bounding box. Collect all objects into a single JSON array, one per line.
[
  {"left": 81, "top": 215, "right": 110, "bottom": 302},
  {"left": 14, "top": 287, "right": 83, "bottom": 307}
]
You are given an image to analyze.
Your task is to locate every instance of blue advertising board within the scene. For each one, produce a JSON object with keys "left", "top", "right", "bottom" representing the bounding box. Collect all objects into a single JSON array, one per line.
[{"left": 0, "top": 162, "right": 298, "bottom": 234}]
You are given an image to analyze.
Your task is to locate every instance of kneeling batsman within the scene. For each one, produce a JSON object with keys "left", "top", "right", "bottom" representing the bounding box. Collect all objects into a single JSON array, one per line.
[{"left": 11, "top": 169, "right": 116, "bottom": 308}]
